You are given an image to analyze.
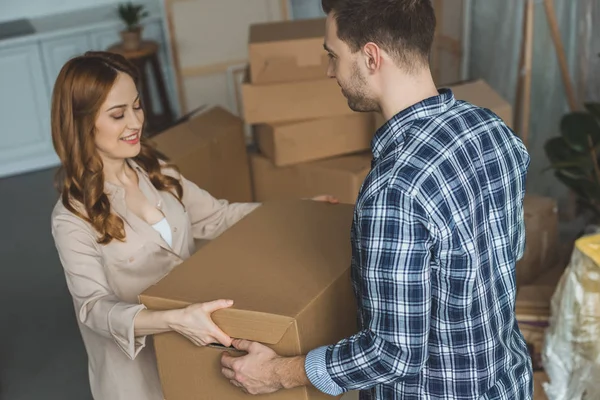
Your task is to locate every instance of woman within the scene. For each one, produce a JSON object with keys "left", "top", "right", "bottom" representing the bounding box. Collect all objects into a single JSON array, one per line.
[{"left": 50, "top": 51, "right": 336, "bottom": 400}]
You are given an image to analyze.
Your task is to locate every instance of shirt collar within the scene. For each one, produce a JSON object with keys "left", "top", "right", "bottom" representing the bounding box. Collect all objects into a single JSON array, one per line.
[
  {"left": 104, "top": 158, "right": 148, "bottom": 199},
  {"left": 372, "top": 89, "right": 456, "bottom": 160}
]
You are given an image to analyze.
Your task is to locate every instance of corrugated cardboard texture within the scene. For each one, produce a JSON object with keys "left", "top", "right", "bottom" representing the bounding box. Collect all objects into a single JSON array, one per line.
[
  {"left": 374, "top": 80, "right": 513, "bottom": 130},
  {"left": 449, "top": 80, "right": 513, "bottom": 129},
  {"left": 249, "top": 18, "right": 328, "bottom": 84},
  {"left": 140, "top": 201, "right": 357, "bottom": 400},
  {"left": 256, "top": 113, "right": 375, "bottom": 166},
  {"left": 242, "top": 78, "right": 354, "bottom": 124},
  {"left": 516, "top": 195, "right": 559, "bottom": 287},
  {"left": 151, "top": 107, "right": 253, "bottom": 203},
  {"left": 250, "top": 152, "right": 372, "bottom": 204}
]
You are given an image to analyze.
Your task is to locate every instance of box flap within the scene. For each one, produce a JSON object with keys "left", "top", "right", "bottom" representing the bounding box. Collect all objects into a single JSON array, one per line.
[
  {"left": 250, "top": 18, "right": 325, "bottom": 44},
  {"left": 141, "top": 201, "right": 354, "bottom": 344},
  {"left": 185, "top": 106, "right": 242, "bottom": 140},
  {"left": 139, "top": 293, "right": 296, "bottom": 344}
]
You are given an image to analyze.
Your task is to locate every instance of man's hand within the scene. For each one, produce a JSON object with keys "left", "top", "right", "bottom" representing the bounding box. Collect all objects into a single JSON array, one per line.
[
  {"left": 310, "top": 194, "right": 340, "bottom": 204},
  {"left": 220, "top": 339, "right": 309, "bottom": 395}
]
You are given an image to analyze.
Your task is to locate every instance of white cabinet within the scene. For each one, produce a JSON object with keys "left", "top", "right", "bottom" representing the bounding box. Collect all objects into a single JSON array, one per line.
[
  {"left": 0, "top": 43, "right": 58, "bottom": 177},
  {"left": 41, "top": 34, "right": 93, "bottom": 97}
]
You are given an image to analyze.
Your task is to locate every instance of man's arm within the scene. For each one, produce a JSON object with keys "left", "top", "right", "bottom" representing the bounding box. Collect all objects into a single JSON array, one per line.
[
  {"left": 305, "top": 187, "right": 434, "bottom": 394},
  {"left": 221, "top": 187, "right": 434, "bottom": 395}
]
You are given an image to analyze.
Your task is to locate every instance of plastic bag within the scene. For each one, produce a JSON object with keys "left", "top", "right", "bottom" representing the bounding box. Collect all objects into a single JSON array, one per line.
[{"left": 543, "top": 233, "right": 600, "bottom": 399}]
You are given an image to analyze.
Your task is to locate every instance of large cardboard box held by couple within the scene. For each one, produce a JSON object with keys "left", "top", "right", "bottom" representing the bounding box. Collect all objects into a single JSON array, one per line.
[
  {"left": 151, "top": 107, "right": 253, "bottom": 203},
  {"left": 251, "top": 152, "right": 372, "bottom": 204},
  {"left": 140, "top": 201, "right": 357, "bottom": 400}
]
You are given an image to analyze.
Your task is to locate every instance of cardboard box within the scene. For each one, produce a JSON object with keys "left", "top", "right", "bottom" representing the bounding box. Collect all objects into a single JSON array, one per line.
[
  {"left": 151, "top": 107, "right": 253, "bottom": 203},
  {"left": 251, "top": 152, "right": 372, "bottom": 204},
  {"left": 516, "top": 265, "right": 564, "bottom": 371},
  {"left": 249, "top": 18, "right": 328, "bottom": 84},
  {"left": 255, "top": 113, "right": 375, "bottom": 167},
  {"left": 449, "top": 79, "right": 513, "bottom": 128},
  {"left": 533, "top": 371, "right": 549, "bottom": 400},
  {"left": 242, "top": 78, "right": 353, "bottom": 124},
  {"left": 140, "top": 201, "right": 358, "bottom": 400},
  {"left": 516, "top": 195, "right": 559, "bottom": 287},
  {"left": 374, "top": 79, "right": 513, "bottom": 130}
]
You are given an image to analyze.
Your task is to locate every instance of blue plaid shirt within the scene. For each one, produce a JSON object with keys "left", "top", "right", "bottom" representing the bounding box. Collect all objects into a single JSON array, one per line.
[{"left": 305, "top": 89, "right": 533, "bottom": 399}]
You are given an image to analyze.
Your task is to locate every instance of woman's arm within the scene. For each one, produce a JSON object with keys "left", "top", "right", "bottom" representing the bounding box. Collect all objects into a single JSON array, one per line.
[{"left": 52, "top": 212, "right": 234, "bottom": 354}]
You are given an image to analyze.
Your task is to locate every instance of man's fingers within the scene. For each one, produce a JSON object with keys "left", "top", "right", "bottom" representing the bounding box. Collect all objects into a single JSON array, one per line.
[
  {"left": 232, "top": 339, "right": 253, "bottom": 352},
  {"left": 311, "top": 194, "right": 339, "bottom": 203},
  {"left": 222, "top": 367, "right": 235, "bottom": 380},
  {"left": 230, "top": 379, "right": 243, "bottom": 388},
  {"left": 221, "top": 352, "right": 236, "bottom": 369}
]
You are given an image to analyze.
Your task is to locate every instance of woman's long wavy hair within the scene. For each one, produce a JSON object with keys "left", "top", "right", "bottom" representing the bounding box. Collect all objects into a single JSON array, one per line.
[{"left": 51, "top": 51, "right": 183, "bottom": 245}]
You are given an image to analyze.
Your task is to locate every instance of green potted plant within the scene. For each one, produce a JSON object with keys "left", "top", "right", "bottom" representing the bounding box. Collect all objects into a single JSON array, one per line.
[
  {"left": 117, "top": 2, "right": 148, "bottom": 51},
  {"left": 545, "top": 103, "right": 600, "bottom": 219}
]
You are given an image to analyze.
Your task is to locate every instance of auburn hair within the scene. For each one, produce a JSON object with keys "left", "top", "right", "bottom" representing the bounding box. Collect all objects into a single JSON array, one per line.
[{"left": 51, "top": 51, "right": 183, "bottom": 244}]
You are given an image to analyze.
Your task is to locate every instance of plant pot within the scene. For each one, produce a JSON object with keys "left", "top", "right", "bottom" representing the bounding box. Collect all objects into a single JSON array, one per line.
[{"left": 120, "top": 27, "right": 143, "bottom": 51}]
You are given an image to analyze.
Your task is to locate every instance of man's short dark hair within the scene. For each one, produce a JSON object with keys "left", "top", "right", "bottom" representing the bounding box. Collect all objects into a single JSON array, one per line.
[{"left": 322, "top": 0, "right": 436, "bottom": 69}]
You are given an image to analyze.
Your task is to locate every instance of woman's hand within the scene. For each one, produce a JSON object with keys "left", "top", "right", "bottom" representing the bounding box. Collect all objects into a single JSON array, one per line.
[
  {"left": 310, "top": 195, "right": 340, "bottom": 204},
  {"left": 168, "top": 299, "right": 234, "bottom": 347}
]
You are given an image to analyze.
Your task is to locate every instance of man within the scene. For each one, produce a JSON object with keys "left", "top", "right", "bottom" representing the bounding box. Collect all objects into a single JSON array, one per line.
[{"left": 220, "top": 0, "right": 533, "bottom": 398}]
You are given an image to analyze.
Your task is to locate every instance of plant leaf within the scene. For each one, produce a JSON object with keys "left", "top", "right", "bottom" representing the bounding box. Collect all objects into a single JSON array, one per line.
[
  {"left": 585, "top": 103, "right": 600, "bottom": 120},
  {"left": 555, "top": 172, "right": 593, "bottom": 205},
  {"left": 545, "top": 137, "right": 579, "bottom": 164},
  {"left": 557, "top": 167, "right": 592, "bottom": 181},
  {"left": 561, "top": 112, "right": 600, "bottom": 151},
  {"left": 546, "top": 162, "right": 591, "bottom": 173}
]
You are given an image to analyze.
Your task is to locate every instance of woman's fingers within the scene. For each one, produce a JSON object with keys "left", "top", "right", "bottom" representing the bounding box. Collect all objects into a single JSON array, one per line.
[{"left": 201, "top": 299, "right": 234, "bottom": 313}]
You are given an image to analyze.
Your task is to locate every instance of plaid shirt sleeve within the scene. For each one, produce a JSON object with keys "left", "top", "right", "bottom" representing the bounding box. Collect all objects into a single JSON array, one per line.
[{"left": 306, "top": 186, "right": 434, "bottom": 393}]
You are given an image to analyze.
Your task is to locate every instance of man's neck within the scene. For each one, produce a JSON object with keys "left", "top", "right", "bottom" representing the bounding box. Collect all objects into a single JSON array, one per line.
[{"left": 378, "top": 69, "right": 439, "bottom": 121}]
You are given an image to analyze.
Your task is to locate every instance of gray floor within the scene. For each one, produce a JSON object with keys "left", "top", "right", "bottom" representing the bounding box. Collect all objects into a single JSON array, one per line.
[{"left": 0, "top": 167, "right": 92, "bottom": 399}]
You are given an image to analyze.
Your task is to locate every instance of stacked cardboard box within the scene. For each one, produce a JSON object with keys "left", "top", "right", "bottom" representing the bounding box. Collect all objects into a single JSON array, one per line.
[
  {"left": 516, "top": 195, "right": 559, "bottom": 287},
  {"left": 515, "top": 200, "right": 563, "bottom": 375},
  {"left": 516, "top": 264, "right": 564, "bottom": 371},
  {"left": 242, "top": 18, "right": 375, "bottom": 204},
  {"left": 151, "top": 106, "right": 253, "bottom": 203}
]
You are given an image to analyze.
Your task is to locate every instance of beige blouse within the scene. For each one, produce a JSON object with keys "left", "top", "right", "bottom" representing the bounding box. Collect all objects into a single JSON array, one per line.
[{"left": 51, "top": 161, "right": 259, "bottom": 400}]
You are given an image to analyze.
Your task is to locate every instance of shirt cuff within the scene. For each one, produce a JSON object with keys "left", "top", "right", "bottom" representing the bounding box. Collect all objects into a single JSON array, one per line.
[
  {"left": 305, "top": 346, "right": 345, "bottom": 396},
  {"left": 108, "top": 303, "right": 147, "bottom": 360}
]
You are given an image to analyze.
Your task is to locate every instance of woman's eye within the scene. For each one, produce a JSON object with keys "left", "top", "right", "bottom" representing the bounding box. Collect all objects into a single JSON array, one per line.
[{"left": 112, "top": 114, "right": 124, "bottom": 120}]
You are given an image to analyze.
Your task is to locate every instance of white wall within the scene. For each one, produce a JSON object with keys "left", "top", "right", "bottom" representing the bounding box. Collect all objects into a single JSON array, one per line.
[{"left": 0, "top": 0, "right": 156, "bottom": 23}]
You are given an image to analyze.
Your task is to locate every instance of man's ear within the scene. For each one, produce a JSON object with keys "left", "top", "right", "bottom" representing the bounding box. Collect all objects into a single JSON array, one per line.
[{"left": 363, "top": 42, "right": 381, "bottom": 72}]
